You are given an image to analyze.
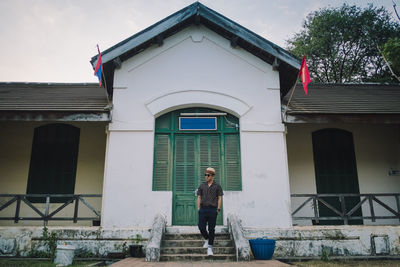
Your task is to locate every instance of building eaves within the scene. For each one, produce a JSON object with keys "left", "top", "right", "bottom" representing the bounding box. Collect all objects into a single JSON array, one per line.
[
  {"left": 282, "top": 83, "right": 400, "bottom": 123},
  {"left": 0, "top": 82, "right": 110, "bottom": 121},
  {"left": 90, "top": 2, "right": 300, "bottom": 99}
]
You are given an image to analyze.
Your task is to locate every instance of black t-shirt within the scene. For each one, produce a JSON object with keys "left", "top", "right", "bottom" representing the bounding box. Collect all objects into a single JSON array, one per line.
[{"left": 197, "top": 181, "right": 224, "bottom": 208}]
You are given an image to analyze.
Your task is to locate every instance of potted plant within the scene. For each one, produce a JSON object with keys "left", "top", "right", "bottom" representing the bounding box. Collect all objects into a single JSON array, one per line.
[{"left": 129, "top": 234, "right": 144, "bottom": 257}]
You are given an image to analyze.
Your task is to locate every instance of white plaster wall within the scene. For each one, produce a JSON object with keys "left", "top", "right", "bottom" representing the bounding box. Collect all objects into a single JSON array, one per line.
[
  {"left": 287, "top": 123, "right": 400, "bottom": 226},
  {"left": 101, "top": 131, "right": 172, "bottom": 227},
  {"left": 102, "top": 25, "right": 291, "bottom": 228},
  {"left": 224, "top": 131, "right": 292, "bottom": 228}
]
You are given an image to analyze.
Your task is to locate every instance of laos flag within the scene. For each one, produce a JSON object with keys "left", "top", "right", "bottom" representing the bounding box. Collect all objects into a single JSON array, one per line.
[
  {"left": 94, "top": 45, "right": 103, "bottom": 87},
  {"left": 299, "top": 56, "right": 311, "bottom": 95}
]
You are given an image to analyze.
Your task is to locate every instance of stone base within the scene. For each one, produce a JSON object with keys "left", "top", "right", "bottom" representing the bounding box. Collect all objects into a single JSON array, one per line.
[
  {"left": 0, "top": 226, "right": 150, "bottom": 258},
  {"left": 245, "top": 225, "right": 400, "bottom": 258},
  {"left": 0, "top": 225, "right": 399, "bottom": 259}
]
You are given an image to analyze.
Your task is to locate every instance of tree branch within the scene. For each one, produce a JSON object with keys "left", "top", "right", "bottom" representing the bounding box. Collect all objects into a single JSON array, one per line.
[
  {"left": 377, "top": 44, "right": 400, "bottom": 82},
  {"left": 393, "top": 0, "right": 400, "bottom": 21}
]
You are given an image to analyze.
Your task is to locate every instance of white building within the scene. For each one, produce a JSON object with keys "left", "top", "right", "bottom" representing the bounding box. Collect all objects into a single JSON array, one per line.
[
  {"left": 96, "top": 3, "right": 298, "bottom": 229},
  {"left": 0, "top": 2, "right": 399, "bottom": 259}
]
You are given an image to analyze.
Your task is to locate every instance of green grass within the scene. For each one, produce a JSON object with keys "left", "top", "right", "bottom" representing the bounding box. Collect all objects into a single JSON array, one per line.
[
  {"left": 0, "top": 259, "right": 99, "bottom": 267},
  {"left": 292, "top": 260, "right": 400, "bottom": 267}
]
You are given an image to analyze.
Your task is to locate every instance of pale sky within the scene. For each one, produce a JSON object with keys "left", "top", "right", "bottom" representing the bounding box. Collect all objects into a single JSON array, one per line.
[{"left": 0, "top": 0, "right": 397, "bottom": 83}]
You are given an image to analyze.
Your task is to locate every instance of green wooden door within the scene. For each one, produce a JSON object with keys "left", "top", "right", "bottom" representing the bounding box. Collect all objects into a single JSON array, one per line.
[
  {"left": 172, "top": 134, "right": 223, "bottom": 225},
  {"left": 198, "top": 134, "right": 223, "bottom": 225},
  {"left": 312, "top": 128, "right": 363, "bottom": 225},
  {"left": 173, "top": 135, "right": 197, "bottom": 225}
]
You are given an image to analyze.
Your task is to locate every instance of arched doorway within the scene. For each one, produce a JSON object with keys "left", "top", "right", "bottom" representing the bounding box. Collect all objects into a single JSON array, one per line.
[{"left": 153, "top": 107, "right": 242, "bottom": 225}]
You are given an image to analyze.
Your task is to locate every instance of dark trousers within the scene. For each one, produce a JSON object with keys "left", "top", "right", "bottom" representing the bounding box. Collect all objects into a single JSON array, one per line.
[{"left": 198, "top": 207, "right": 218, "bottom": 246}]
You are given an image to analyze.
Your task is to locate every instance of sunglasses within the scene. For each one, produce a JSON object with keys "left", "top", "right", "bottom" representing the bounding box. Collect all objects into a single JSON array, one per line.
[{"left": 204, "top": 173, "right": 214, "bottom": 177}]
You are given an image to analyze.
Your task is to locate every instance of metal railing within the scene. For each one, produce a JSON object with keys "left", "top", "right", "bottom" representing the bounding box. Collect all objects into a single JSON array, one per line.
[
  {"left": 291, "top": 193, "right": 400, "bottom": 225},
  {"left": 0, "top": 194, "right": 101, "bottom": 224}
]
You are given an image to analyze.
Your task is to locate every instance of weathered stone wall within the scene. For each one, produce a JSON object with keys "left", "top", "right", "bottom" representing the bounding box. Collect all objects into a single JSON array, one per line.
[
  {"left": 245, "top": 225, "right": 400, "bottom": 259},
  {"left": 0, "top": 227, "right": 150, "bottom": 258},
  {"left": 1, "top": 225, "right": 399, "bottom": 259}
]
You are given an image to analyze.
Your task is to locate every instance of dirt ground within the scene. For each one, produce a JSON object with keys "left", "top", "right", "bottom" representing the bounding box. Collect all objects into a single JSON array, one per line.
[{"left": 291, "top": 260, "right": 400, "bottom": 267}]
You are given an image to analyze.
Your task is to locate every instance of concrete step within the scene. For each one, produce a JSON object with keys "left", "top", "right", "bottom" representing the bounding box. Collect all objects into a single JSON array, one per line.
[
  {"left": 165, "top": 226, "right": 229, "bottom": 234},
  {"left": 161, "top": 246, "right": 235, "bottom": 254},
  {"left": 160, "top": 254, "right": 236, "bottom": 261},
  {"left": 163, "top": 233, "right": 231, "bottom": 240},
  {"left": 160, "top": 228, "right": 236, "bottom": 262},
  {"left": 162, "top": 239, "right": 234, "bottom": 248}
]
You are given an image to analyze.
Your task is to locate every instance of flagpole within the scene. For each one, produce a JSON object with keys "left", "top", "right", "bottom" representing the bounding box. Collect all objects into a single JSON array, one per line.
[
  {"left": 283, "top": 56, "right": 310, "bottom": 119},
  {"left": 283, "top": 75, "right": 300, "bottom": 115},
  {"left": 101, "top": 67, "right": 111, "bottom": 104},
  {"left": 96, "top": 45, "right": 111, "bottom": 104}
]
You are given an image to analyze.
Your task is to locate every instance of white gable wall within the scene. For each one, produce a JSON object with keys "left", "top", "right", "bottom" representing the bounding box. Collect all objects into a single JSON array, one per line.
[{"left": 101, "top": 25, "right": 292, "bottom": 228}]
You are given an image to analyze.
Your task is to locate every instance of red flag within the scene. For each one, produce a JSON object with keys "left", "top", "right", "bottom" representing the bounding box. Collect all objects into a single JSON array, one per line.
[
  {"left": 299, "top": 56, "right": 311, "bottom": 94},
  {"left": 94, "top": 45, "right": 103, "bottom": 87}
]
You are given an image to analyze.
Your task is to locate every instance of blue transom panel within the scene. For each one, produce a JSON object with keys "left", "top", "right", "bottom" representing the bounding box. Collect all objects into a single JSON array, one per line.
[{"left": 179, "top": 117, "right": 217, "bottom": 130}]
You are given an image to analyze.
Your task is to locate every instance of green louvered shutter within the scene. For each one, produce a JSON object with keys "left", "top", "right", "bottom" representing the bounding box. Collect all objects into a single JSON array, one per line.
[
  {"left": 199, "top": 135, "right": 221, "bottom": 185},
  {"left": 225, "top": 134, "right": 242, "bottom": 190},
  {"left": 199, "top": 134, "right": 223, "bottom": 225},
  {"left": 173, "top": 135, "right": 197, "bottom": 225},
  {"left": 174, "top": 135, "right": 196, "bottom": 193},
  {"left": 153, "top": 134, "right": 171, "bottom": 191}
]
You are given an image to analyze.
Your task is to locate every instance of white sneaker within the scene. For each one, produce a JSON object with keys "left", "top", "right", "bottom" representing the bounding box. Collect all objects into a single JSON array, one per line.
[
  {"left": 207, "top": 247, "right": 214, "bottom": 256},
  {"left": 203, "top": 239, "right": 209, "bottom": 248}
]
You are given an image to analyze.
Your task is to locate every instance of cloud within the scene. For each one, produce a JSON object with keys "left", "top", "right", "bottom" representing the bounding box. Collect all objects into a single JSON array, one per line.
[{"left": 0, "top": 0, "right": 395, "bottom": 82}]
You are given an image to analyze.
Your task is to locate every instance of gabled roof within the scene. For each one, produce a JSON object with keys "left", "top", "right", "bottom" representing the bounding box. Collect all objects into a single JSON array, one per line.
[
  {"left": 283, "top": 83, "right": 400, "bottom": 123},
  {"left": 0, "top": 82, "right": 110, "bottom": 121},
  {"left": 90, "top": 2, "right": 300, "bottom": 99}
]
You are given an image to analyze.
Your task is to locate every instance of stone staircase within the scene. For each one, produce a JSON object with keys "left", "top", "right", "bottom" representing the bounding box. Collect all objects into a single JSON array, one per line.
[{"left": 160, "top": 227, "right": 236, "bottom": 261}]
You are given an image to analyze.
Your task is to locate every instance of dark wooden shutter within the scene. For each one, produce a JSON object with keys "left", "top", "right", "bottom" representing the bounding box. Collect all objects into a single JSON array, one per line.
[
  {"left": 26, "top": 124, "right": 80, "bottom": 203},
  {"left": 312, "top": 128, "right": 362, "bottom": 225},
  {"left": 153, "top": 134, "right": 171, "bottom": 191},
  {"left": 225, "top": 134, "right": 242, "bottom": 190}
]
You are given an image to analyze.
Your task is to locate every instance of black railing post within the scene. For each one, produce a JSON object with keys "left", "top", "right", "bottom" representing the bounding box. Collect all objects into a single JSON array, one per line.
[
  {"left": 313, "top": 196, "right": 319, "bottom": 224},
  {"left": 44, "top": 196, "right": 50, "bottom": 225},
  {"left": 340, "top": 195, "right": 348, "bottom": 225},
  {"left": 73, "top": 196, "right": 79, "bottom": 223},
  {"left": 14, "top": 195, "right": 21, "bottom": 223},
  {"left": 396, "top": 195, "right": 400, "bottom": 223},
  {"left": 368, "top": 195, "right": 376, "bottom": 222}
]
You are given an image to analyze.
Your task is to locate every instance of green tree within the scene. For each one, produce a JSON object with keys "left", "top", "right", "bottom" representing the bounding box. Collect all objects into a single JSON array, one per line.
[
  {"left": 381, "top": 37, "right": 400, "bottom": 80},
  {"left": 287, "top": 4, "right": 400, "bottom": 83}
]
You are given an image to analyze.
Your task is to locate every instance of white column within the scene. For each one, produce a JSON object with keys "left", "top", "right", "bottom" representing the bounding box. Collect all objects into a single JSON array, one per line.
[
  {"left": 223, "top": 124, "right": 292, "bottom": 228},
  {"left": 101, "top": 127, "right": 172, "bottom": 228}
]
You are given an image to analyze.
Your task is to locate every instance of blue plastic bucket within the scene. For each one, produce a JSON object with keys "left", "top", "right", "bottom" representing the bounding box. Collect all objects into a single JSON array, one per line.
[{"left": 249, "top": 238, "right": 276, "bottom": 260}]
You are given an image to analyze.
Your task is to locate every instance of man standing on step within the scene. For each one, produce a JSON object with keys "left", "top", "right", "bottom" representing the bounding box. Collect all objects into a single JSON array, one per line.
[{"left": 197, "top": 167, "right": 223, "bottom": 256}]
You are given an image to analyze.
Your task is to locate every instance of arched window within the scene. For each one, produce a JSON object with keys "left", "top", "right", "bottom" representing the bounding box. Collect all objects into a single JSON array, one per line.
[
  {"left": 153, "top": 108, "right": 241, "bottom": 191},
  {"left": 26, "top": 123, "right": 80, "bottom": 203}
]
